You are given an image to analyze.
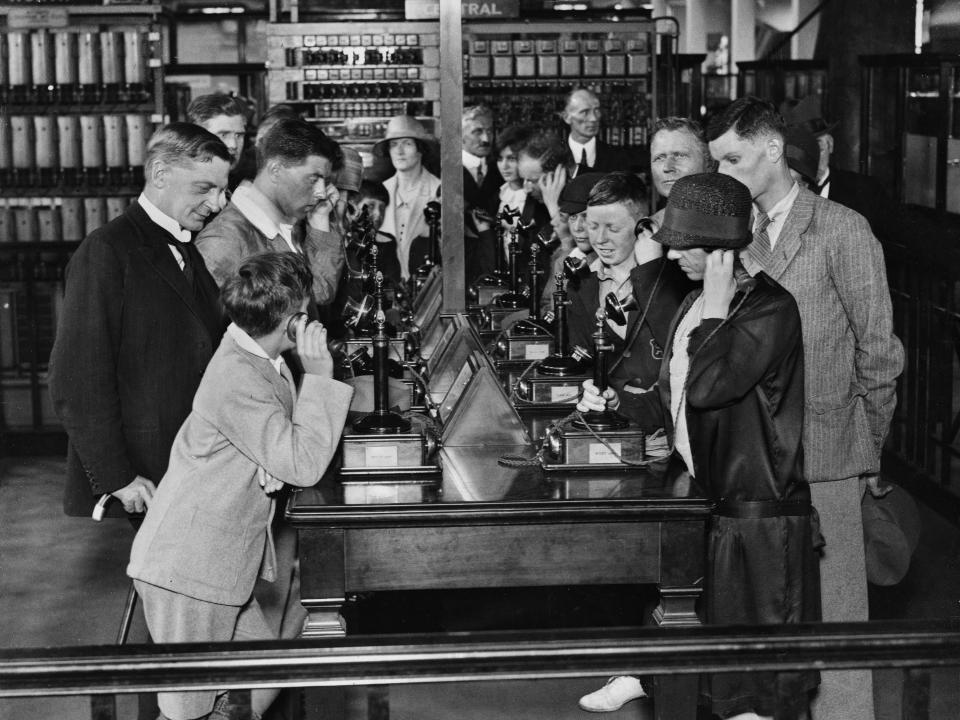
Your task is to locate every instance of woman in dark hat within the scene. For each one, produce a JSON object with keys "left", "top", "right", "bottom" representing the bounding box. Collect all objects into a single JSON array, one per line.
[{"left": 578, "top": 172, "right": 820, "bottom": 720}]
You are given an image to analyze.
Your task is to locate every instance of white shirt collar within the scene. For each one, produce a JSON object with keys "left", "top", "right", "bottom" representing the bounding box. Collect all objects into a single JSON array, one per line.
[
  {"left": 499, "top": 183, "right": 527, "bottom": 206},
  {"left": 227, "top": 322, "right": 285, "bottom": 376},
  {"left": 139, "top": 193, "right": 190, "bottom": 243},
  {"left": 462, "top": 150, "right": 484, "bottom": 171},
  {"left": 568, "top": 136, "right": 597, "bottom": 163},
  {"left": 231, "top": 182, "right": 298, "bottom": 253}
]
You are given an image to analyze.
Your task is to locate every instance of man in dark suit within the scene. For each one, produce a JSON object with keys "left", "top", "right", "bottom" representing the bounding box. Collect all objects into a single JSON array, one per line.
[
  {"left": 561, "top": 88, "right": 634, "bottom": 177},
  {"left": 49, "top": 123, "right": 231, "bottom": 519},
  {"left": 462, "top": 105, "right": 503, "bottom": 284}
]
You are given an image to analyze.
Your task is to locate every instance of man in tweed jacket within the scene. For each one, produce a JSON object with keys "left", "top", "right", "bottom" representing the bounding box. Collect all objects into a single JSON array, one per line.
[
  {"left": 196, "top": 118, "right": 345, "bottom": 309},
  {"left": 709, "top": 97, "right": 904, "bottom": 720}
]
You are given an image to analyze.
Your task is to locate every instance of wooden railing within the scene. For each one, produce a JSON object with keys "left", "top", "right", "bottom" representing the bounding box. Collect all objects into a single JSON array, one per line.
[{"left": 0, "top": 622, "right": 956, "bottom": 719}]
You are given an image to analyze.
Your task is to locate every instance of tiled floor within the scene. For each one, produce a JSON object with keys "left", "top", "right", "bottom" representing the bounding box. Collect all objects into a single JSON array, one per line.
[{"left": 1, "top": 456, "right": 958, "bottom": 720}]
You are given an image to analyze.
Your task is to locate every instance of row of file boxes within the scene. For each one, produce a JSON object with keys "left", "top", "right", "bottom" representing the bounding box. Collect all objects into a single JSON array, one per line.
[
  {"left": 0, "top": 114, "right": 152, "bottom": 187},
  {"left": 1, "top": 28, "right": 154, "bottom": 103},
  {"left": 0, "top": 196, "right": 132, "bottom": 243}
]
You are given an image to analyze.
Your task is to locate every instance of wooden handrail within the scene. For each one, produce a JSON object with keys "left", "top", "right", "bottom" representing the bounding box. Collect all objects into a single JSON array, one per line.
[{"left": 2, "top": 621, "right": 958, "bottom": 698}]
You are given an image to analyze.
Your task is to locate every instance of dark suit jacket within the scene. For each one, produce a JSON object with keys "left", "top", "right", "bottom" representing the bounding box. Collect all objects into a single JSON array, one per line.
[
  {"left": 49, "top": 201, "right": 225, "bottom": 517},
  {"left": 463, "top": 156, "right": 503, "bottom": 218},
  {"left": 563, "top": 138, "right": 637, "bottom": 177},
  {"left": 463, "top": 158, "right": 504, "bottom": 284},
  {"left": 567, "top": 256, "right": 690, "bottom": 394},
  {"left": 825, "top": 166, "right": 896, "bottom": 243}
]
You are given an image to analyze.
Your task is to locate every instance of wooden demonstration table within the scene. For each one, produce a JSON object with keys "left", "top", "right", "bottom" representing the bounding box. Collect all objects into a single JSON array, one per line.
[{"left": 287, "top": 444, "right": 710, "bottom": 720}]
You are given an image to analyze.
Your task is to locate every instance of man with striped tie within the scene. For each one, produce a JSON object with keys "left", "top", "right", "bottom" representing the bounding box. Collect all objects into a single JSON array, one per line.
[{"left": 708, "top": 96, "right": 904, "bottom": 720}]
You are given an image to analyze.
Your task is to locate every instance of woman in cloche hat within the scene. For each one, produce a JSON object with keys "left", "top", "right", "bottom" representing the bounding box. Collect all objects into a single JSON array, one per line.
[
  {"left": 577, "top": 173, "right": 820, "bottom": 720},
  {"left": 375, "top": 115, "right": 441, "bottom": 283}
]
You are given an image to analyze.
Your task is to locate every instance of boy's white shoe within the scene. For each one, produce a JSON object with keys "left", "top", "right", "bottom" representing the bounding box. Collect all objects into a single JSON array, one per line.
[{"left": 578, "top": 676, "right": 647, "bottom": 712}]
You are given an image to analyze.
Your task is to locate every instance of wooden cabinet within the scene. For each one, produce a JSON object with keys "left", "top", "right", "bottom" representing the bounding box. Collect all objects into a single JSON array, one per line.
[{"left": 860, "top": 53, "right": 960, "bottom": 215}]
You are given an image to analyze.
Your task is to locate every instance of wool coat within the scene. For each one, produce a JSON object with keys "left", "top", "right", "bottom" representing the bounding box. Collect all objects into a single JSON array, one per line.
[{"left": 740, "top": 186, "right": 904, "bottom": 482}]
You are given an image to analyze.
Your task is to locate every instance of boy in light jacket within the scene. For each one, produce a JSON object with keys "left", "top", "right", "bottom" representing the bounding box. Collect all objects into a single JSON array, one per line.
[{"left": 127, "top": 251, "right": 353, "bottom": 720}]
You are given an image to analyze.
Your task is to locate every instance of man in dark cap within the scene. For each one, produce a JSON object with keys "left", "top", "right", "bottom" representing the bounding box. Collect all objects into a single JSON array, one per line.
[
  {"left": 577, "top": 173, "right": 820, "bottom": 720},
  {"left": 783, "top": 125, "right": 821, "bottom": 189},
  {"left": 538, "top": 171, "right": 603, "bottom": 313},
  {"left": 783, "top": 95, "right": 894, "bottom": 239}
]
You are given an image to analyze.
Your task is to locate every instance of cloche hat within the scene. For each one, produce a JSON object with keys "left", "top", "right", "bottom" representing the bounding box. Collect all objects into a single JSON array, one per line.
[{"left": 652, "top": 173, "right": 753, "bottom": 250}]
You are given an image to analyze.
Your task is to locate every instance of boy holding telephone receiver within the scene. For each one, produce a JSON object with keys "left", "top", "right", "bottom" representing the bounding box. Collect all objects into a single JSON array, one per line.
[{"left": 127, "top": 252, "right": 353, "bottom": 720}]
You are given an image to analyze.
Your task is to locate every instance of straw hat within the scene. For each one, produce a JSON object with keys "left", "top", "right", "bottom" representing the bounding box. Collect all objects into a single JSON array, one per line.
[
  {"left": 784, "top": 125, "right": 821, "bottom": 185},
  {"left": 373, "top": 115, "right": 436, "bottom": 156},
  {"left": 652, "top": 173, "right": 753, "bottom": 250}
]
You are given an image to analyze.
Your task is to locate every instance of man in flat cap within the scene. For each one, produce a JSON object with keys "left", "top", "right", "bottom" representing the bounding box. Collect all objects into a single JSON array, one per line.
[{"left": 578, "top": 173, "right": 820, "bottom": 720}]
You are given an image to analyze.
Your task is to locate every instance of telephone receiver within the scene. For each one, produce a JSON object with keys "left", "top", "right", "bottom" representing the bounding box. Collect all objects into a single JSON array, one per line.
[
  {"left": 562, "top": 254, "right": 592, "bottom": 288},
  {"left": 286, "top": 311, "right": 310, "bottom": 342},
  {"left": 603, "top": 292, "right": 639, "bottom": 326},
  {"left": 635, "top": 216, "right": 660, "bottom": 238},
  {"left": 424, "top": 200, "right": 441, "bottom": 222}
]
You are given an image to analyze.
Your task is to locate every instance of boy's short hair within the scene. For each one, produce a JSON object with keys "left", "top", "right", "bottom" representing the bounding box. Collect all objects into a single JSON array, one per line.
[
  {"left": 587, "top": 171, "right": 649, "bottom": 217},
  {"left": 221, "top": 252, "right": 313, "bottom": 338}
]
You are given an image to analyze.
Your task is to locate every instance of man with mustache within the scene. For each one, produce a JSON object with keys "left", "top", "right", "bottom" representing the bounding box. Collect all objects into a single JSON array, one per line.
[
  {"left": 50, "top": 122, "right": 231, "bottom": 521},
  {"left": 195, "top": 118, "right": 345, "bottom": 310},
  {"left": 462, "top": 104, "right": 504, "bottom": 284}
]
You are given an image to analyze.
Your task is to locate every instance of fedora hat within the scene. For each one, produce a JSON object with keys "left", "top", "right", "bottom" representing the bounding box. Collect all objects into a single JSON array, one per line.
[
  {"left": 652, "top": 173, "right": 752, "bottom": 250},
  {"left": 780, "top": 95, "right": 838, "bottom": 137},
  {"left": 784, "top": 125, "right": 820, "bottom": 185},
  {"left": 374, "top": 115, "right": 437, "bottom": 155}
]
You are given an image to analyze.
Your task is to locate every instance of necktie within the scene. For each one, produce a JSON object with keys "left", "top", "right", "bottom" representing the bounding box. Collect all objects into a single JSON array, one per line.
[
  {"left": 753, "top": 212, "right": 772, "bottom": 260},
  {"left": 475, "top": 161, "right": 484, "bottom": 186},
  {"left": 167, "top": 238, "right": 195, "bottom": 286},
  {"left": 577, "top": 148, "right": 590, "bottom": 176}
]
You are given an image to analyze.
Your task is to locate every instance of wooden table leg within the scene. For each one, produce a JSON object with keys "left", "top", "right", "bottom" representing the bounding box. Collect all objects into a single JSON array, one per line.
[
  {"left": 298, "top": 528, "right": 347, "bottom": 638},
  {"left": 652, "top": 518, "right": 705, "bottom": 720}
]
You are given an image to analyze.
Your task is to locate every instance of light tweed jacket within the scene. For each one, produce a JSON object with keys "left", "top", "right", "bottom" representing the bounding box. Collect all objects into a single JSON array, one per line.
[
  {"left": 742, "top": 186, "right": 904, "bottom": 483},
  {"left": 127, "top": 332, "right": 353, "bottom": 606},
  {"left": 195, "top": 201, "right": 344, "bottom": 305}
]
